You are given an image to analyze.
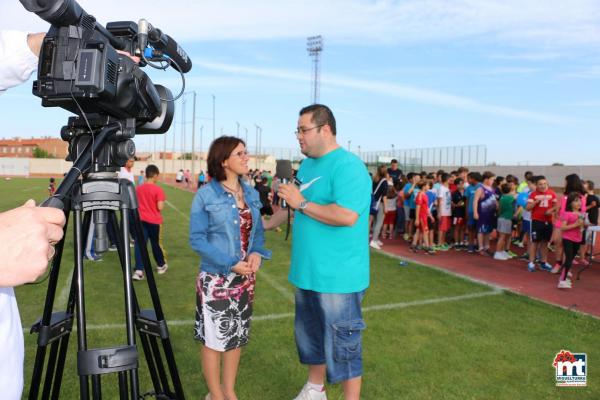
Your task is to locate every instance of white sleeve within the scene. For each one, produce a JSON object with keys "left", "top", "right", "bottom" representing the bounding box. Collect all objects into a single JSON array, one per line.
[{"left": 0, "top": 30, "right": 39, "bottom": 94}]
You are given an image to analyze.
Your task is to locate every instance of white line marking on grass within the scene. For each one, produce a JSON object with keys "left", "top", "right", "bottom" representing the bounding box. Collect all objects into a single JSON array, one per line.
[
  {"left": 258, "top": 270, "right": 295, "bottom": 303},
  {"left": 22, "top": 186, "right": 42, "bottom": 192},
  {"left": 165, "top": 200, "right": 189, "bottom": 220},
  {"left": 56, "top": 264, "right": 74, "bottom": 310},
  {"left": 26, "top": 289, "right": 502, "bottom": 333}
]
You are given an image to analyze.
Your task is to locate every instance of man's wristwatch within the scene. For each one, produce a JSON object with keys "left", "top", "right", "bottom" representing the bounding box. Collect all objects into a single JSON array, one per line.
[{"left": 298, "top": 199, "right": 309, "bottom": 212}]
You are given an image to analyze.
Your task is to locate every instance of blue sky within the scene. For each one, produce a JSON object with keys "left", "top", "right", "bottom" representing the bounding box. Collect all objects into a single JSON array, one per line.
[{"left": 1, "top": 0, "right": 599, "bottom": 165}]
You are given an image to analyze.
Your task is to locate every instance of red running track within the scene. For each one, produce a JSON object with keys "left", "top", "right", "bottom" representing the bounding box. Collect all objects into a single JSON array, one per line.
[{"left": 377, "top": 236, "right": 600, "bottom": 318}]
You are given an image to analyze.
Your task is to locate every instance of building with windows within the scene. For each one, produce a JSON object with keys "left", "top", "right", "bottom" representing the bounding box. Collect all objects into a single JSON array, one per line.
[{"left": 0, "top": 137, "right": 68, "bottom": 158}]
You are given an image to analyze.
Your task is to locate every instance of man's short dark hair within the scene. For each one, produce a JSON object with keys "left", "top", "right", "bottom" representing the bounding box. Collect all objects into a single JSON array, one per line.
[
  {"left": 299, "top": 104, "right": 336, "bottom": 136},
  {"left": 207, "top": 136, "right": 246, "bottom": 182},
  {"left": 406, "top": 172, "right": 415, "bottom": 181},
  {"left": 146, "top": 164, "right": 160, "bottom": 179},
  {"left": 441, "top": 173, "right": 451, "bottom": 183},
  {"left": 391, "top": 159, "right": 398, "bottom": 164},
  {"left": 534, "top": 175, "right": 546, "bottom": 183}
]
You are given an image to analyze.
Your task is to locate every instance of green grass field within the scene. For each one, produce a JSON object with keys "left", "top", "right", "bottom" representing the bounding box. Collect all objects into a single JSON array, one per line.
[{"left": 3, "top": 177, "right": 599, "bottom": 399}]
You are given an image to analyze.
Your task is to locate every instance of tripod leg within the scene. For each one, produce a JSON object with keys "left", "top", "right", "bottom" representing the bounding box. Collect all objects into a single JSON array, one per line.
[
  {"left": 74, "top": 208, "right": 91, "bottom": 400},
  {"left": 29, "top": 211, "right": 70, "bottom": 399},
  {"left": 118, "top": 372, "right": 128, "bottom": 399},
  {"left": 120, "top": 209, "right": 140, "bottom": 400},
  {"left": 131, "top": 209, "right": 185, "bottom": 399},
  {"left": 110, "top": 211, "right": 164, "bottom": 396}
]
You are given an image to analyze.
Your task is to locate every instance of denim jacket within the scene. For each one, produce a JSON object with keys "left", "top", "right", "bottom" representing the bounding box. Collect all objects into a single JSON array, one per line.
[{"left": 189, "top": 178, "right": 272, "bottom": 275}]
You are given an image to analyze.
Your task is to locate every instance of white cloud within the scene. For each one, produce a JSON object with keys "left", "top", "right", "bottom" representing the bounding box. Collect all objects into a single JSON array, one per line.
[
  {"left": 481, "top": 67, "right": 540, "bottom": 75},
  {"left": 194, "top": 59, "right": 572, "bottom": 124},
  {"left": 3, "top": 0, "right": 600, "bottom": 49}
]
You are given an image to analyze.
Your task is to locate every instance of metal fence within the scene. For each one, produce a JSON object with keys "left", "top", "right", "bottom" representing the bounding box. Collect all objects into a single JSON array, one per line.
[{"left": 357, "top": 145, "right": 487, "bottom": 171}]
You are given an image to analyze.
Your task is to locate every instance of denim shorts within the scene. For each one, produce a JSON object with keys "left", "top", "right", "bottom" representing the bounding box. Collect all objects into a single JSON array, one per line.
[{"left": 294, "top": 289, "right": 366, "bottom": 384}]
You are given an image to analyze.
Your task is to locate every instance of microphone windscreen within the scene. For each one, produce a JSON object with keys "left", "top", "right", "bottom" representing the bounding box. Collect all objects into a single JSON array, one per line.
[{"left": 275, "top": 159, "right": 293, "bottom": 181}]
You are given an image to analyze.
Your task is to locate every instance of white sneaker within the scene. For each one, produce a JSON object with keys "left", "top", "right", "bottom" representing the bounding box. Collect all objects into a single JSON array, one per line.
[
  {"left": 293, "top": 384, "right": 327, "bottom": 400},
  {"left": 493, "top": 251, "right": 509, "bottom": 260},
  {"left": 156, "top": 264, "right": 169, "bottom": 275},
  {"left": 376, "top": 239, "right": 383, "bottom": 246},
  {"left": 369, "top": 240, "right": 381, "bottom": 250},
  {"left": 557, "top": 280, "right": 572, "bottom": 289},
  {"left": 132, "top": 270, "right": 144, "bottom": 281}
]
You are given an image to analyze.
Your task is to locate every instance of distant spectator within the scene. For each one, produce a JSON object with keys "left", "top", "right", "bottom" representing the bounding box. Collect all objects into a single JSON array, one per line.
[
  {"left": 47, "top": 177, "right": 56, "bottom": 197},
  {"left": 387, "top": 159, "right": 403, "bottom": 186}
]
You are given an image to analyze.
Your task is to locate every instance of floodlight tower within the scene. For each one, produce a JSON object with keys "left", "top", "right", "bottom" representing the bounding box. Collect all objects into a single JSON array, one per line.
[{"left": 307, "top": 35, "right": 323, "bottom": 104}]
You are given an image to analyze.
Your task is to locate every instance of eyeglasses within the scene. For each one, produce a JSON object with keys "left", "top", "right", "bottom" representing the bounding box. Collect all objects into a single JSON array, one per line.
[
  {"left": 294, "top": 124, "right": 324, "bottom": 136},
  {"left": 231, "top": 150, "right": 249, "bottom": 158}
]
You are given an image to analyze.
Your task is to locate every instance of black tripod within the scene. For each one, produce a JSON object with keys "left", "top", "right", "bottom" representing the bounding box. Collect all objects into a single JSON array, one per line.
[{"left": 28, "top": 123, "right": 185, "bottom": 399}]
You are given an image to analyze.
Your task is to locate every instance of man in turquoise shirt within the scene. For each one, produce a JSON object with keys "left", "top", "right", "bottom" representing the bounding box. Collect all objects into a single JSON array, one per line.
[{"left": 279, "top": 104, "right": 370, "bottom": 400}]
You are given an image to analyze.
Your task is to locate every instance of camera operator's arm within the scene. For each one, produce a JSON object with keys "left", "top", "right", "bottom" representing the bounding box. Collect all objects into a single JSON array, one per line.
[
  {"left": 0, "top": 200, "right": 66, "bottom": 287},
  {"left": 0, "top": 30, "right": 44, "bottom": 93}
]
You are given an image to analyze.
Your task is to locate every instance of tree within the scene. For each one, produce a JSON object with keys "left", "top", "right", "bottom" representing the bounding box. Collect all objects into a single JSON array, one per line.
[{"left": 32, "top": 147, "right": 54, "bottom": 158}]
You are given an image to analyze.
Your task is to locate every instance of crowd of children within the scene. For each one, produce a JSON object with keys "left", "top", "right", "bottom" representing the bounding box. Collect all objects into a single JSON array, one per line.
[{"left": 369, "top": 161, "right": 599, "bottom": 290}]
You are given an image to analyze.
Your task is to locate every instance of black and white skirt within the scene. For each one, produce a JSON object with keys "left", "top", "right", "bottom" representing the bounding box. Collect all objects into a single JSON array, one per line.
[{"left": 194, "top": 271, "right": 256, "bottom": 351}]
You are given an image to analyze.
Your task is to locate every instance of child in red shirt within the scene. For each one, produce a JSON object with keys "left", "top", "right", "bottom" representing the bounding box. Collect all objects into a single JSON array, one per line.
[
  {"left": 526, "top": 175, "right": 557, "bottom": 272},
  {"left": 133, "top": 165, "right": 168, "bottom": 280},
  {"left": 410, "top": 180, "right": 434, "bottom": 254}
]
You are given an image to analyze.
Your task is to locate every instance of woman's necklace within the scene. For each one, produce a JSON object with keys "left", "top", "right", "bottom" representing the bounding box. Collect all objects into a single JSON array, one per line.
[{"left": 221, "top": 182, "right": 243, "bottom": 201}]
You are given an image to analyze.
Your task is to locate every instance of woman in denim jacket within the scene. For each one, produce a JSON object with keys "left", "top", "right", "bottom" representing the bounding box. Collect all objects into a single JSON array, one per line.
[{"left": 190, "top": 136, "right": 271, "bottom": 400}]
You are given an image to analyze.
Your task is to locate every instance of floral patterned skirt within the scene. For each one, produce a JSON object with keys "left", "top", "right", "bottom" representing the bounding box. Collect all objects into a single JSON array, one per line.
[{"left": 194, "top": 271, "right": 256, "bottom": 351}]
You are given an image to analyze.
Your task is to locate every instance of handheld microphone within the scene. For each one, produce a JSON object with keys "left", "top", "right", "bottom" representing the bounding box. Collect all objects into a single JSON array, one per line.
[
  {"left": 275, "top": 160, "right": 293, "bottom": 208},
  {"left": 138, "top": 19, "right": 193, "bottom": 73}
]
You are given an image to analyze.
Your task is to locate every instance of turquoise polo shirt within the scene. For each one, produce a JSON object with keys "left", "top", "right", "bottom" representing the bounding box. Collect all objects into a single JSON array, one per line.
[{"left": 289, "top": 147, "right": 371, "bottom": 294}]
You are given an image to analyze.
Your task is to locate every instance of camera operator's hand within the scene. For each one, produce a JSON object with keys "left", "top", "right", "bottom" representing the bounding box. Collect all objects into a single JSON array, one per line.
[
  {"left": 116, "top": 50, "right": 141, "bottom": 64},
  {"left": 231, "top": 261, "right": 253, "bottom": 276},
  {"left": 26, "top": 32, "right": 45, "bottom": 57},
  {"left": 0, "top": 199, "right": 66, "bottom": 287}
]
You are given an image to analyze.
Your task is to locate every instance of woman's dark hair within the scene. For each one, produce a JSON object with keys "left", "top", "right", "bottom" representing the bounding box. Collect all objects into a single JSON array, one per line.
[
  {"left": 564, "top": 173, "right": 585, "bottom": 195},
  {"left": 565, "top": 192, "right": 581, "bottom": 212},
  {"left": 207, "top": 136, "right": 246, "bottom": 182}
]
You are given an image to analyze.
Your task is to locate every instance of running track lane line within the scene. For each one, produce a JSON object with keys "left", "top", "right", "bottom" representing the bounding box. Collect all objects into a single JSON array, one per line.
[{"left": 24, "top": 289, "right": 502, "bottom": 333}]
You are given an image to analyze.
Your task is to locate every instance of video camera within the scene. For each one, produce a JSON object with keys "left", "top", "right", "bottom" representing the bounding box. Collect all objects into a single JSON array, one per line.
[{"left": 20, "top": 0, "right": 192, "bottom": 170}]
